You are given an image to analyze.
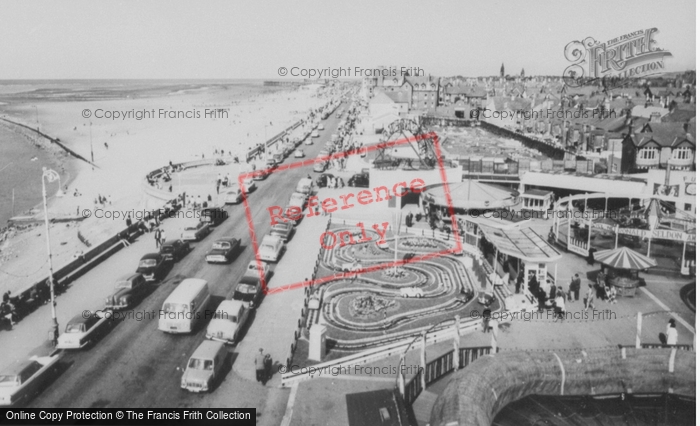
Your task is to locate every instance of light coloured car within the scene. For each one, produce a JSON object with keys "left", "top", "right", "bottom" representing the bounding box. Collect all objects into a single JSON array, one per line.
[
  {"left": 270, "top": 221, "right": 294, "bottom": 242},
  {"left": 57, "top": 311, "right": 112, "bottom": 349},
  {"left": 224, "top": 185, "right": 243, "bottom": 204},
  {"left": 240, "top": 176, "right": 256, "bottom": 193},
  {"left": 294, "top": 149, "right": 305, "bottom": 158},
  {"left": 206, "top": 300, "right": 250, "bottom": 344},
  {"left": 244, "top": 260, "right": 271, "bottom": 282},
  {"left": 341, "top": 261, "right": 363, "bottom": 272},
  {"left": 311, "top": 130, "right": 320, "bottom": 138},
  {"left": 0, "top": 354, "right": 61, "bottom": 407},
  {"left": 400, "top": 287, "right": 425, "bottom": 298},
  {"left": 258, "top": 234, "right": 284, "bottom": 262},
  {"left": 304, "top": 138, "right": 313, "bottom": 145},
  {"left": 318, "top": 123, "right": 325, "bottom": 130},
  {"left": 181, "top": 221, "right": 211, "bottom": 241},
  {"left": 288, "top": 192, "right": 306, "bottom": 209}
]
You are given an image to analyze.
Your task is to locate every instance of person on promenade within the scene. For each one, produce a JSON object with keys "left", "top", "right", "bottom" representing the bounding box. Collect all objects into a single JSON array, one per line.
[
  {"left": 263, "top": 353, "right": 272, "bottom": 384},
  {"left": 554, "top": 290, "right": 566, "bottom": 321},
  {"left": 482, "top": 309, "right": 492, "bottom": 333},
  {"left": 569, "top": 274, "right": 581, "bottom": 302},
  {"left": 583, "top": 284, "right": 595, "bottom": 311},
  {"left": 254, "top": 348, "right": 266, "bottom": 384},
  {"left": 665, "top": 319, "right": 678, "bottom": 346},
  {"left": 515, "top": 269, "right": 524, "bottom": 294},
  {"left": 154, "top": 227, "right": 162, "bottom": 249},
  {"left": 126, "top": 214, "right": 132, "bottom": 228}
]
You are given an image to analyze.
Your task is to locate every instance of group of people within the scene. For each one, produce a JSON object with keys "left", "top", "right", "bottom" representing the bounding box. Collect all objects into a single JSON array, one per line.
[
  {"left": 526, "top": 275, "right": 568, "bottom": 320},
  {"left": 1, "top": 291, "right": 18, "bottom": 329},
  {"left": 254, "top": 348, "right": 273, "bottom": 385}
]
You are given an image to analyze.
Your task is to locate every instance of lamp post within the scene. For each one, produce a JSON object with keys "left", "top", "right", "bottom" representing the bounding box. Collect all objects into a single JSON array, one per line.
[{"left": 42, "top": 167, "right": 60, "bottom": 345}]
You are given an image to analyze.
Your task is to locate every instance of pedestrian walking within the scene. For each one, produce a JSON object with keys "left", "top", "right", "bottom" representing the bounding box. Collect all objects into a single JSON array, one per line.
[
  {"left": 126, "top": 214, "right": 133, "bottom": 227},
  {"left": 263, "top": 353, "right": 272, "bottom": 384},
  {"left": 254, "top": 348, "right": 266, "bottom": 383},
  {"left": 665, "top": 319, "right": 678, "bottom": 346},
  {"left": 583, "top": 284, "right": 595, "bottom": 311},
  {"left": 569, "top": 274, "right": 581, "bottom": 302},
  {"left": 154, "top": 228, "right": 162, "bottom": 248}
]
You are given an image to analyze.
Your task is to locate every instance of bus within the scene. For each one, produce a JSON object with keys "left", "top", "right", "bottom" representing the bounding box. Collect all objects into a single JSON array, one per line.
[{"left": 158, "top": 278, "right": 211, "bottom": 334}]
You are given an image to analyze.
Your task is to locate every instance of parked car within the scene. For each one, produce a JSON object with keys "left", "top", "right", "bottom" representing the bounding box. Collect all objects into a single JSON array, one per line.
[
  {"left": 181, "top": 221, "right": 211, "bottom": 241},
  {"left": 288, "top": 192, "right": 306, "bottom": 209},
  {"left": 160, "top": 239, "right": 190, "bottom": 262},
  {"left": 181, "top": 340, "right": 228, "bottom": 393},
  {"left": 199, "top": 206, "right": 228, "bottom": 227},
  {"left": 0, "top": 354, "right": 61, "bottom": 407},
  {"left": 240, "top": 177, "right": 256, "bottom": 193},
  {"left": 56, "top": 311, "right": 112, "bottom": 349},
  {"left": 253, "top": 168, "right": 269, "bottom": 181},
  {"left": 243, "top": 260, "right": 272, "bottom": 283},
  {"left": 304, "top": 138, "right": 313, "bottom": 145},
  {"left": 232, "top": 275, "right": 264, "bottom": 307},
  {"left": 341, "top": 261, "right": 363, "bottom": 273},
  {"left": 270, "top": 222, "right": 294, "bottom": 242},
  {"left": 223, "top": 186, "right": 243, "bottom": 204},
  {"left": 295, "top": 177, "right": 313, "bottom": 196},
  {"left": 105, "top": 273, "right": 149, "bottom": 310},
  {"left": 136, "top": 253, "right": 168, "bottom": 281},
  {"left": 348, "top": 173, "right": 369, "bottom": 188},
  {"left": 205, "top": 300, "right": 250, "bottom": 344},
  {"left": 318, "top": 123, "right": 325, "bottom": 130},
  {"left": 400, "top": 287, "right": 425, "bottom": 298},
  {"left": 294, "top": 149, "right": 305, "bottom": 158},
  {"left": 272, "top": 152, "right": 285, "bottom": 164},
  {"left": 315, "top": 173, "right": 335, "bottom": 188},
  {"left": 313, "top": 161, "right": 327, "bottom": 173},
  {"left": 265, "top": 158, "right": 277, "bottom": 170},
  {"left": 205, "top": 237, "right": 241, "bottom": 264},
  {"left": 311, "top": 131, "right": 320, "bottom": 138},
  {"left": 258, "top": 235, "right": 284, "bottom": 262}
]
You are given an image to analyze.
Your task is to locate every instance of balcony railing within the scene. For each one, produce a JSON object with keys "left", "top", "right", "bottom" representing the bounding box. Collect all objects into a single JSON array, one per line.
[{"left": 667, "top": 156, "right": 694, "bottom": 168}]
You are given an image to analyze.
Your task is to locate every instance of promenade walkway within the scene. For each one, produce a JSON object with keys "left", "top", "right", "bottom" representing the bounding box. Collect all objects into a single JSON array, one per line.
[{"left": 233, "top": 212, "right": 330, "bottom": 384}]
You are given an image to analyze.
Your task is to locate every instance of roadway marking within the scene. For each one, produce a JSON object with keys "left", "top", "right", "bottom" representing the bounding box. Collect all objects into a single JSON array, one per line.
[{"left": 639, "top": 287, "right": 695, "bottom": 333}]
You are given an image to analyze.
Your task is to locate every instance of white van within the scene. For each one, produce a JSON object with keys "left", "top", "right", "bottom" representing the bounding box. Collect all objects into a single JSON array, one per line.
[{"left": 158, "top": 278, "right": 210, "bottom": 334}]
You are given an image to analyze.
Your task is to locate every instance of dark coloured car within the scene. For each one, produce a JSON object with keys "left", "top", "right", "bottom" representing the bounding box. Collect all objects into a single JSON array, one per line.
[
  {"left": 200, "top": 206, "right": 228, "bottom": 227},
  {"left": 315, "top": 173, "right": 335, "bottom": 188},
  {"left": 160, "top": 239, "right": 190, "bottom": 262},
  {"left": 348, "top": 173, "right": 369, "bottom": 188},
  {"left": 205, "top": 237, "right": 241, "bottom": 264},
  {"left": 136, "top": 253, "right": 168, "bottom": 281},
  {"left": 232, "top": 275, "right": 264, "bottom": 308},
  {"left": 105, "top": 273, "right": 149, "bottom": 310}
]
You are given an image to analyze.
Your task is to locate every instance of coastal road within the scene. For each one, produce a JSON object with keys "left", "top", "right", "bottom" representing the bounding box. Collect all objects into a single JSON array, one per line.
[{"left": 28, "top": 103, "right": 346, "bottom": 410}]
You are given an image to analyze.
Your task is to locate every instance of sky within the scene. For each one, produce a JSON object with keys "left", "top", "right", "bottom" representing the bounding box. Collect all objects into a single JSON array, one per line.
[{"left": 0, "top": 0, "right": 695, "bottom": 79}]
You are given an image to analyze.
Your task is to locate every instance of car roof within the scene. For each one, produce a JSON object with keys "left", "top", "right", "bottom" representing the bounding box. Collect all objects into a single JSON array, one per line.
[
  {"left": 261, "top": 234, "right": 281, "bottom": 243},
  {"left": 215, "top": 237, "right": 238, "bottom": 244},
  {"left": 216, "top": 299, "right": 245, "bottom": 314},
  {"left": 140, "top": 253, "right": 162, "bottom": 260},
  {"left": 116, "top": 273, "right": 143, "bottom": 282},
  {"left": 161, "top": 239, "right": 182, "bottom": 246},
  {"left": 67, "top": 313, "right": 94, "bottom": 325},
  {"left": 2, "top": 359, "right": 41, "bottom": 376},
  {"left": 191, "top": 340, "right": 225, "bottom": 359}
]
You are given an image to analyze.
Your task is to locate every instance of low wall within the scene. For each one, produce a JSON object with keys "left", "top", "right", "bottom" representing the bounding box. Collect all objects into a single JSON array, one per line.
[{"left": 430, "top": 347, "right": 696, "bottom": 426}]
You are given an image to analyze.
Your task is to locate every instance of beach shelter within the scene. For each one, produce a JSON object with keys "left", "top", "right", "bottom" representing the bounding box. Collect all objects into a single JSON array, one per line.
[{"left": 593, "top": 246, "right": 658, "bottom": 270}]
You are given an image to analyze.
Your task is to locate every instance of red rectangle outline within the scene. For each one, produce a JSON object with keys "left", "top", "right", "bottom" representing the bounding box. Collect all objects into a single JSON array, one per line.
[{"left": 239, "top": 131, "right": 462, "bottom": 296}]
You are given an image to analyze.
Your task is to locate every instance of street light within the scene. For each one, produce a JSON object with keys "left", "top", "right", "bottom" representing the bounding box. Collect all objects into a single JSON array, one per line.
[{"left": 42, "top": 167, "right": 60, "bottom": 345}]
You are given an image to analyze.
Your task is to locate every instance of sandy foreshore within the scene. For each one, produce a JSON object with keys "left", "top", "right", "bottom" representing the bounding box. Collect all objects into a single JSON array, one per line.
[{"left": 0, "top": 80, "right": 330, "bottom": 294}]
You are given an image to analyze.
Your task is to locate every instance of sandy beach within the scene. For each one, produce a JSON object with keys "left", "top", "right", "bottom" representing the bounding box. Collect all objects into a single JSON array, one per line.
[{"left": 0, "top": 80, "right": 329, "bottom": 294}]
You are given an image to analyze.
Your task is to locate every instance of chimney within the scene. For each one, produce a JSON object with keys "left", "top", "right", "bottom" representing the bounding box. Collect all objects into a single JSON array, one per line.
[{"left": 683, "top": 122, "right": 689, "bottom": 133}]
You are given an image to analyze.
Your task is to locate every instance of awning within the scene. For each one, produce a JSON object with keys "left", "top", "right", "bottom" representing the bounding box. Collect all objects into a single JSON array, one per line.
[
  {"left": 594, "top": 246, "right": 658, "bottom": 270},
  {"left": 479, "top": 224, "right": 562, "bottom": 263}
]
